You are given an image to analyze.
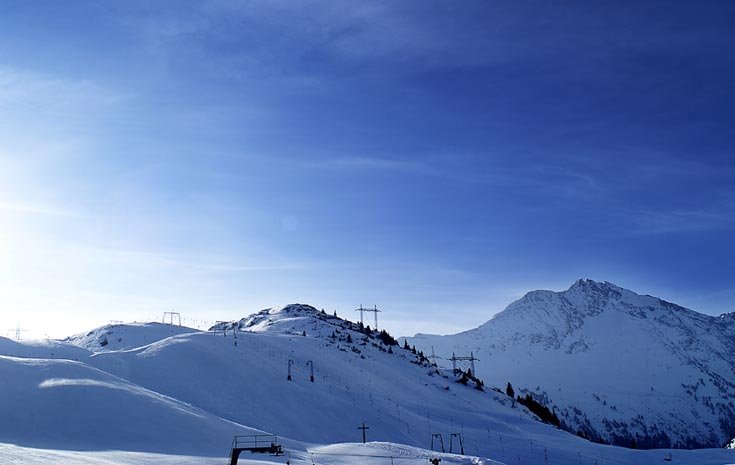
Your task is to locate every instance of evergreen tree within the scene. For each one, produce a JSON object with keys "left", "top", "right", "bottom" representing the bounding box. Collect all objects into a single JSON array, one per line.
[
  {"left": 516, "top": 394, "right": 560, "bottom": 428},
  {"left": 346, "top": 333, "right": 353, "bottom": 343},
  {"left": 302, "top": 330, "right": 307, "bottom": 337},
  {"left": 506, "top": 382, "right": 515, "bottom": 398},
  {"left": 378, "top": 329, "right": 398, "bottom": 346},
  {"left": 474, "top": 378, "right": 484, "bottom": 391}
]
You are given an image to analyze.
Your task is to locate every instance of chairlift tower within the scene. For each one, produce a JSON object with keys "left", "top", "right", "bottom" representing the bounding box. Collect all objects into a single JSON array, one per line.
[
  {"left": 306, "top": 360, "right": 314, "bottom": 382},
  {"left": 449, "top": 433, "right": 465, "bottom": 455},
  {"left": 213, "top": 321, "right": 230, "bottom": 336},
  {"left": 431, "top": 433, "right": 445, "bottom": 452},
  {"left": 162, "top": 311, "right": 181, "bottom": 326},
  {"left": 449, "top": 352, "right": 479, "bottom": 373}
]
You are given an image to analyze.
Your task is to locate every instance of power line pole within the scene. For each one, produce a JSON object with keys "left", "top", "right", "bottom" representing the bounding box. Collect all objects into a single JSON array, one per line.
[
  {"left": 449, "top": 352, "right": 479, "bottom": 373},
  {"left": 355, "top": 305, "right": 365, "bottom": 325},
  {"left": 356, "top": 305, "right": 382, "bottom": 330},
  {"left": 428, "top": 346, "right": 441, "bottom": 365},
  {"left": 13, "top": 324, "right": 28, "bottom": 341},
  {"left": 358, "top": 421, "right": 369, "bottom": 444},
  {"left": 370, "top": 305, "right": 381, "bottom": 330}
]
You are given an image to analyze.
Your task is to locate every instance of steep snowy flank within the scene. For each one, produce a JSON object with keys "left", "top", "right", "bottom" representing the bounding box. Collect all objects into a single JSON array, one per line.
[{"left": 405, "top": 279, "right": 735, "bottom": 449}]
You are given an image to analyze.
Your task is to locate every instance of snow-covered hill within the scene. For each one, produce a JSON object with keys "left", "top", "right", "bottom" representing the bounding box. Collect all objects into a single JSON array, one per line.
[
  {"left": 0, "top": 335, "right": 90, "bottom": 360},
  {"left": 1, "top": 303, "right": 734, "bottom": 464},
  {"left": 404, "top": 279, "right": 735, "bottom": 449},
  {"left": 88, "top": 305, "right": 539, "bottom": 450},
  {"left": 65, "top": 322, "right": 196, "bottom": 352},
  {"left": 0, "top": 355, "right": 252, "bottom": 455}
]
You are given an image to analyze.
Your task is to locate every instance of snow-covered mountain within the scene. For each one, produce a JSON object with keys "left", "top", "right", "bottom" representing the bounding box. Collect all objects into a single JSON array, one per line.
[
  {"left": 85, "top": 305, "right": 534, "bottom": 449},
  {"left": 404, "top": 279, "right": 735, "bottom": 449},
  {"left": 2, "top": 301, "right": 734, "bottom": 464},
  {"left": 65, "top": 321, "right": 193, "bottom": 352}
]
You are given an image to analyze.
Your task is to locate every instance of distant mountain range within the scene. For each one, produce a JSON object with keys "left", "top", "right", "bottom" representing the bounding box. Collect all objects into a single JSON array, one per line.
[{"left": 404, "top": 279, "right": 735, "bottom": 449}]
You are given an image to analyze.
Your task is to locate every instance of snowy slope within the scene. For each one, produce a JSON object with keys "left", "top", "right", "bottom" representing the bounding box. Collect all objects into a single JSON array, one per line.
[
  {"left": 0, "top": 441, "right": 504, "bottom": 465},
  {"left": 2, "top": 303, "right": 734, "bottom": 465},
  {"left": 405, "top": 279, "right": 735, "bottom": 449},
  {"left": 0, "top": 355, "right": 253, "bottom": 455},
  {"left": 82, "top": 304, "right": 734, "bottom": 464},
  {"left": 88, "top": 305, "right": 531, "bottom": 449},
  {"left": 65, "top": 322, "right": 198, "bottom": 352},
  {"left": 0, "top": 335, "right": 90, "bottom": 360}
]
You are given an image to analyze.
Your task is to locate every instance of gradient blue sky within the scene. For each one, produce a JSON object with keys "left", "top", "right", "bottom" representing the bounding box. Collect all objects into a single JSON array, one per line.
[{"left": 1, "top": 1, "right": 733, "bottom": 339}]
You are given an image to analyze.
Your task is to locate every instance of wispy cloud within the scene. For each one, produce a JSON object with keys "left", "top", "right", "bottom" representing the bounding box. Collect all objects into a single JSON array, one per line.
[
  {"left": 623, "top": 208, "right": 735, "bottom": 236},
  {"left": 87, "top": 247, "right": 312, "bottom": 274},
  {"left": 0, "top": 67, "right": 127, "bottom": 117},
  {"left": 0, "top": 201, "right": 77, "bottom": 217},
  {"left": 309, "top": 156, "right": 439, "bottom": 176}
]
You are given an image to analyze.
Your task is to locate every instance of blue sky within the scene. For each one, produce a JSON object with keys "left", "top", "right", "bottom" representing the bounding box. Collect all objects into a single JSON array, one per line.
[{"left": 1, "top": 1, "right": 733, "bottom": 338}]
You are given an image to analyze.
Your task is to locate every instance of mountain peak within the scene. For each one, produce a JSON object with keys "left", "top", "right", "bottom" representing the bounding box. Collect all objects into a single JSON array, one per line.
[
  {"left": 221, "top": 303, "right": 353, "bottom": 337},
  {"left": 568, "top": 278, "right": 623, "bottom": 293},
  {"left": 266, "top": 303, "right": 322, "bottom": 316},
  {"left": 407, "top": 279, "right": 735, "bottom": 450}
]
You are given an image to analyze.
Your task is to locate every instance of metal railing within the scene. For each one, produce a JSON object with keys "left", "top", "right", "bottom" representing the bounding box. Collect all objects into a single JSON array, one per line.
[{"left": 232, "top": 434, "right": 279, "bottom": 449}]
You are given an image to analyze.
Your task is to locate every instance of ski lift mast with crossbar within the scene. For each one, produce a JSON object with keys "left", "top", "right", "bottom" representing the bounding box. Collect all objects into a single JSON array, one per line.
[{"left": 162, "top": 311, "right": 181, "bottom": 326}]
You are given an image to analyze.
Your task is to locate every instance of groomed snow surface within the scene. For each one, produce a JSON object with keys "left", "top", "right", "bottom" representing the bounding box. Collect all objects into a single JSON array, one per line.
[{"left": 1, "top": 304, "right": 734, "bottom": 465}]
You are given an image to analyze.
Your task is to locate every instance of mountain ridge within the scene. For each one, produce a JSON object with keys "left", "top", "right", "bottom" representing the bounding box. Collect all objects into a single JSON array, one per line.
[{"left": 405, "top": 279, "right": 735, "bottom": 449}]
